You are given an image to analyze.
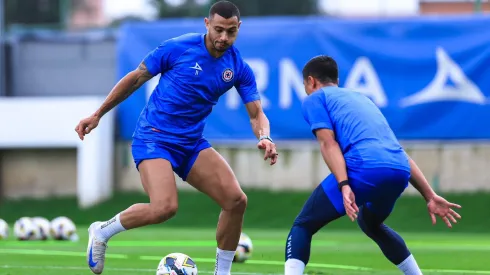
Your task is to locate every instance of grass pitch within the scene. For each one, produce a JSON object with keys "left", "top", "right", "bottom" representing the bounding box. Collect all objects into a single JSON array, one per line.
[{"left": 0, "top": 227, "right": 489, "bottom": 275}]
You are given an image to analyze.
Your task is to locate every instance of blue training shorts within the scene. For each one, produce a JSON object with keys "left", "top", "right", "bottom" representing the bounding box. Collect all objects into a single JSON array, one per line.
[
  {"left": 131, "top": 137, "right": 211, "bottom": 181},
  {"left": 293, "top": 167, "right": 410, "bottom": 230},
  {"left": 323, "top": 167, "right": 410, "bottom": 217}
]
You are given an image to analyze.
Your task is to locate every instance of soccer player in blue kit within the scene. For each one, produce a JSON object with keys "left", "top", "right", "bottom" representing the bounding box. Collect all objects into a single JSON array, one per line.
[
  {"left": 284, "top": 56, "right": 462, "bottom": 275},
  {"left": 74, "top": 1, "right": 278, "bottom": 274}
]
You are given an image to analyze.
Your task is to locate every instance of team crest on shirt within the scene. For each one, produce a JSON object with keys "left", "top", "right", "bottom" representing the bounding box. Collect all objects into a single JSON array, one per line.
[{"left": 222, "top": 68, "right": 234, "bottom": 82}]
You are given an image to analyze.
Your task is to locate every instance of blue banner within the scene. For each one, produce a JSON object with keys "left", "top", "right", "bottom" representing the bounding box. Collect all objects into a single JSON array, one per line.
[{"left": 117, "top": 15, "right": 490, "bottom": 141}]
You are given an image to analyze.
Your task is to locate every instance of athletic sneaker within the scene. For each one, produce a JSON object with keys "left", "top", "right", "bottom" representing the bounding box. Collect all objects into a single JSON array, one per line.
[{"left": 86, "top": 222, "right": 107, "bottom": 274}]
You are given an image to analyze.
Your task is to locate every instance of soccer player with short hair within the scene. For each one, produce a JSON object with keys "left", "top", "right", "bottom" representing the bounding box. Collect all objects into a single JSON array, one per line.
[
  {"left": 75, "top": 1, "right": 278, "bottom": 274},
  {"left": 284, "top": 55, "right": 462, "bottom": 275}
]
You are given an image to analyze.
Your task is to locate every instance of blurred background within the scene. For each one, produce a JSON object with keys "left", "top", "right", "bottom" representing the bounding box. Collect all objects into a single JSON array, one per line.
[{"left": 0, "top": 0, "right": 490, "bottom": 233}]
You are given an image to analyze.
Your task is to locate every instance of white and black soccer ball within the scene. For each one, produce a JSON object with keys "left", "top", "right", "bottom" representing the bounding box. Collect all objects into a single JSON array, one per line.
[
  {"left": 234, "top": 232, "right": 253, "bottom": 263},
  {"left": 31, "top": 217, "right": 51, "bottom": 240},
  {"left": 50, "top": 216, "right": 79, "bottom": 241},
  {"left": 0, "top": 219, "right": 9, "bottom": 240},
  {"left": 14, "top": 217, "right": 36, "bottom": 240},
  {"left": 156, "top": 253, "right": 198, "bottom": 275}
]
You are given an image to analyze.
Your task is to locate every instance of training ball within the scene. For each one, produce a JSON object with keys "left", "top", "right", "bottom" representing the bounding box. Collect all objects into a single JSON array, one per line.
[
  {"left": 31, "top": 217, "right": 51, "bottom": 240},
  {"left": 234, "top": 232, "right": 253, "bottom": 263},
  {"left": 0, "top": 219, "right": 9, "bottom": 240},
  {"left": 156, "top": 252, "right": 198, "bottom": 275},
  {"left": 14, "top": 217, "right": 36, "bottom": 240},
  {"left": 50, "top": 216, "right": 79, "bottom": 241}
]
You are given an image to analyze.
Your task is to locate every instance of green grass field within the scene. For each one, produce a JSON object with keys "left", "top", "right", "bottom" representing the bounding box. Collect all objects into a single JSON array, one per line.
[{"left": 0, "top": 226, "right": 489, "bottom": 275}]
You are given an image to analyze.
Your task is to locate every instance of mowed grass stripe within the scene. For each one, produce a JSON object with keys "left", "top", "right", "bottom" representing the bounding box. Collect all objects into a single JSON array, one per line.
[
  {"left": 0, "top": 265, "right": 282, "bottom": 275},
  {"left": 0, "top": 248, "right": 370, "bottom": 271}
]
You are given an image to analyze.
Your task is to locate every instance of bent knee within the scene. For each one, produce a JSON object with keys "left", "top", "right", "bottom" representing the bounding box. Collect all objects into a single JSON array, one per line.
[
  {"left": 149, "top": 202, "right": 178, "bottom": 224},
  {"left": 222, "top": 191, "right": 247, "bottom": 212}
]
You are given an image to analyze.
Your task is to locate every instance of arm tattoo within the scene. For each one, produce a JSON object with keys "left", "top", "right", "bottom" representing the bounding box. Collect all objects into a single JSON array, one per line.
[
  {"left": 131, "top": 62, "right": 153, "bottom": 90},
  {"left": 137, "top": 63, "right": 147, "bottom": 71}
]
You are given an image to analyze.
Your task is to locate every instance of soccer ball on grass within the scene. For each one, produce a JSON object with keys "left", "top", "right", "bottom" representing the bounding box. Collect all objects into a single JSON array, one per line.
[
  {"left": 156, "top": 252, "right": 198, "bottom": 275},
  {"left": 50, "top": 216, "right": 79, "bottom": 241},
  {"left": 14, "top": 217, "right": 36, "bottom": 240},
  {"left": 234, "top": 232, "right": 253, "bottom": 263},
  {"left": 31, "top": 216, "right": 51, "bottom": 240},
  {"left": 0, "top": 219, "right": 9, "bottom": 240}
]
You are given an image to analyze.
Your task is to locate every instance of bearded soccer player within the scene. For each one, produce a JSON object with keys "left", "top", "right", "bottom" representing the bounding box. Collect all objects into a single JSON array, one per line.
[
  {"left": 284, "top": 55, "right": 462, "bottom": 275},
  {"left": 75, "top": 1, "right": 278, "bottom": 274}
]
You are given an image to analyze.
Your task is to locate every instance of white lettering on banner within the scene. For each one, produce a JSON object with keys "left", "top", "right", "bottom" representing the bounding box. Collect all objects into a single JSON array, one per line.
[
  {"left": 279, "top": 58, "right": 307, "bottom": 109},
  {"left": 146, "top": 73, "right": 160, "bottom": 101},
  {"left": 226, "top": 58, "right": 270, "bottom": 110},
  {"left": 400, "top": 47, "right": 488, "bottom": 107},
  {"left": 344, "top": 57, "right": 388, "bottom": 108}
]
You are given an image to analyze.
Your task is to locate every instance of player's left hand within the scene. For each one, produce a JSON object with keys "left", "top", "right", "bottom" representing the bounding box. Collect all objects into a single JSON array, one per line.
[
  {"left": 427, "top": 195, "right": 462, "bottom": 228},
  {"left": 257, "top": 139, "right": 278, "bottom": 165},
  {"left": 341, "top": 185, "right": 359, "bottom": 222}
]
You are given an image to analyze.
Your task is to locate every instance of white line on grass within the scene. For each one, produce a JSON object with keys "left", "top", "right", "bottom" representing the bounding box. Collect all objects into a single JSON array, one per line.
[
  {"left": 2, "top": 248, "right": 490, "bottom": 274},
  {"left": 421, "top": 269, "right": 490, "bottom": 274},
  {"left": 139, "top": 255, "right": 372, "bottom": 271},
  {"left": 0, "top": 265, "right": 283, "bottom": 275}
]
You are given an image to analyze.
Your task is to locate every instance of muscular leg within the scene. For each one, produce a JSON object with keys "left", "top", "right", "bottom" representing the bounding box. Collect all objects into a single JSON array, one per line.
[
  {"left": 87, "top": 158, "right": 178, "bottom": 274},
  {"left": 186, "top": 148, "right": 247, "bottom": 275},
  {"left": 119, "top": 159, "right": 178, "bottom": 228}
]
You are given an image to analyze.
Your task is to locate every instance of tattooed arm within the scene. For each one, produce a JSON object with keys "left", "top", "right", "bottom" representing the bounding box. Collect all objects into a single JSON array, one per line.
[{"left": 93, "top": 62, "right": 154, "bottom": 119}]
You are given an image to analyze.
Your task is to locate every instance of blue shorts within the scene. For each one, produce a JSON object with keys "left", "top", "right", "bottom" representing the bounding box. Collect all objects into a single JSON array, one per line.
[
  {"left": 322, "top": 167, "right": 410, "bottom": 217},
  {"left": 293, "top": 167, "right": 410, "bottom": 229},
  {"left": 131, "top": 137, "right": 212, "bottom": 180}
]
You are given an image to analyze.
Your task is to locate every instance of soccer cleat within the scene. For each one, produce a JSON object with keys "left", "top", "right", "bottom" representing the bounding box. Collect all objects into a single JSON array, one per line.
[{"left": 86, "top": 222, "right": 108, "bottom": 274}]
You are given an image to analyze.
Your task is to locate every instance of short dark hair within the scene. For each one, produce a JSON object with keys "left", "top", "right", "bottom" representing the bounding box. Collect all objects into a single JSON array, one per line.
[
  {"left": 302, "top": 55, "right": 338, "bottom": 84},
  {"left": 209, "top": 1, "right": 240, "bottom": 21}
]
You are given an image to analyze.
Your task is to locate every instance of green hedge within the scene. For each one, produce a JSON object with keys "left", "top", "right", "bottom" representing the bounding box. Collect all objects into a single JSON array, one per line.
[{"left": 0, "top": 190, "right": 487, "bottom": 233}]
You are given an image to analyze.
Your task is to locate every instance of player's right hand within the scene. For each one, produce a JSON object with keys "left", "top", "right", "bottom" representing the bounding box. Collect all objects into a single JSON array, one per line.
[
  {"left": 75, "top": 115, "right": 100, "bottom": 141},
  {"left": 341, "top": 185, "right": 359, "bottom": 222},
  {"left": 427, "top": 195, "right": 462, "bottom": 228}
]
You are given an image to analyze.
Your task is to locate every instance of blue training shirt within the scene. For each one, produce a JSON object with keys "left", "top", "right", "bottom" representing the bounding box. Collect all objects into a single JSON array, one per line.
[
  {"left": 133, "top": 33, "right": 260, "bottom": 143},
  {"left": 302, "top": 86, "right": 410, "bottom": 172}
]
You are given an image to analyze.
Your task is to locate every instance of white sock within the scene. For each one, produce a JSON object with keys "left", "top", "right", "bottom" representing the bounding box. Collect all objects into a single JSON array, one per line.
[
  {"left": 214, "top": 248, "right": 235, "bottom": 275},
  {"left": 285, "top": 258, "right": 305, "bottom": 275},
  {"left": 397, "top": 254, "right": 422, "bottom": 275},
  {"left": 95, "top": 213, "right": 126, "bottom": 242}
]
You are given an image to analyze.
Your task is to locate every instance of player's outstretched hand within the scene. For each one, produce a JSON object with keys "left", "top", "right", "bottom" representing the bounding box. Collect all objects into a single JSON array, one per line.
[
  {"left": 341, "top": 185, "right": 359, "bottom": 222},
  {"left": 75, "top": 115, "right": 100, "bottom": 141},
  {"left": 427, "top": 195, "right": 462, "bottom": 228},
  {"left": 257, "top": 139, "right": 278, "bottom": 165}
]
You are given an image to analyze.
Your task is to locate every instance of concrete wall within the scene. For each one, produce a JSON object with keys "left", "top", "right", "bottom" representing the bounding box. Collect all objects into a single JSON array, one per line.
[
  {"left": 8, "top": 34, "right": 116, "bottom": 97},
  {"left": 1, "top": 149, "right": 77, "bottom": 198},
  {"left": 2, "top": 142, "right": 490, "bottom": 199}
]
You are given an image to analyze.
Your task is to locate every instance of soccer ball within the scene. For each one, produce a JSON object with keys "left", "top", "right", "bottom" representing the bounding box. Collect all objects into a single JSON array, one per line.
[
  {"left": 0, "top": 219, "right": 9, "bottom": 240},
  {"left": 156, "top": 253, "right": 198, "bottom": 275},
  {"left": 50, "top": 216, "right": 79, "bottom": 241},
  {"left": 234, "top": 232, "right": 253, "bottom": 263},
  {"left": 14, "top": 217, "right": 36, "bottom": 240},
  {"left": 31, "top": 217, "right": 51, "bottom": 240}
]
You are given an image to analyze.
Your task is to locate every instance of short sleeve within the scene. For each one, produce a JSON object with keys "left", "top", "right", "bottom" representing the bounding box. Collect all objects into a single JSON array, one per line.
[
  {"left": 302, "top": 92, "right": 333, "bottom": 135},
  {"left": 235, "top": 62, "right": 260, "bottom": 104},
  {"left": 142, "top": 40, "right": 176, "bottom": 76}
]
